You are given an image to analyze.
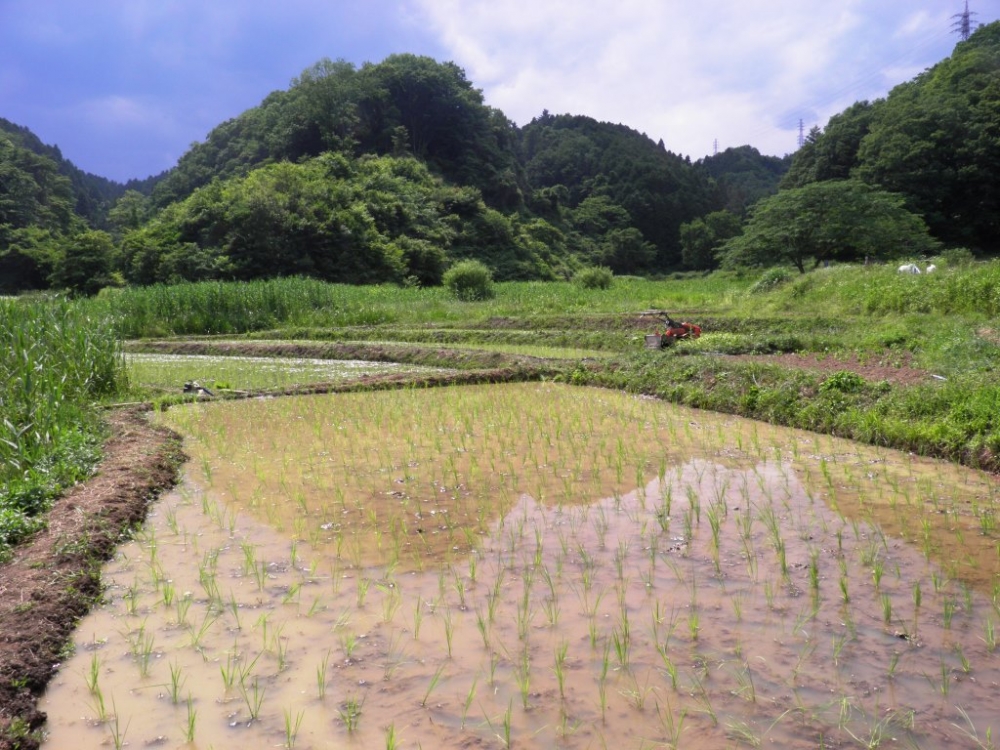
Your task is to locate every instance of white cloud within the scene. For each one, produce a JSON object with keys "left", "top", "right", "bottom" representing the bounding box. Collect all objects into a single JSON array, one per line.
[{"left": 411, "top": 0, "right": 965, "bottom": 158}]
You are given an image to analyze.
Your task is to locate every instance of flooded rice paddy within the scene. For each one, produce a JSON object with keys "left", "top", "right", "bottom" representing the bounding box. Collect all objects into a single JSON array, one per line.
[
  {"left": 42, "top": 383, "right": 1000, "bottom": 749},
  {"left": 127, "top": 352, "right": 449, "bottom": 392}
]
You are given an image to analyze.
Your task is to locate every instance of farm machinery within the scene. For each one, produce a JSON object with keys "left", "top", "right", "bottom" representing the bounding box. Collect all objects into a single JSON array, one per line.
[{"left": 641, "top": 311, "right": 701, "bottom": 349}]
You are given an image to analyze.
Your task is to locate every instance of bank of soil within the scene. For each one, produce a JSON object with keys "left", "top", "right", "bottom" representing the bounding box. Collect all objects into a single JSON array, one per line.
[{"left": 0, "top": 409, "right": 183, "bottom": 750}]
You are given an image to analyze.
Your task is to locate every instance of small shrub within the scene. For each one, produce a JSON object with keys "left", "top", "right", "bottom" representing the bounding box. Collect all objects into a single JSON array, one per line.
[
  {"left": 748, "top": 267, "right": 792, "bottom": 294},
  {"left": 940, "top": 247, "right": 975, "bottom": 267},
  {"left": 443, "top": 260, "right": 495, "bottom": 301},
  {"left": 820, "top": 370, "right": 866, "bottom": 394},
  {"left": 573, "top": 266, "right": 614, "bottom": 290}
]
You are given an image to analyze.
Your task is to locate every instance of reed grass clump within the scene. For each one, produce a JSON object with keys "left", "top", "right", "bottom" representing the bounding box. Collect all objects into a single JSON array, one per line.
[{"left": 0, "top": 297, "right": 127, "bottom": 557}]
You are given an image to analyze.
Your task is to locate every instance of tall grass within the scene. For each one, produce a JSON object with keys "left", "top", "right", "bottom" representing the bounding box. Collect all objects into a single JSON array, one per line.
[
  {"left": 86, "top": 275, "right": 751, "bottom": 339},
  {"left": 758, "top": 260, "right": 1000, "bottom": 318},
  {"left": 0, "top": 297, "right": 127, "bottom": 556}
]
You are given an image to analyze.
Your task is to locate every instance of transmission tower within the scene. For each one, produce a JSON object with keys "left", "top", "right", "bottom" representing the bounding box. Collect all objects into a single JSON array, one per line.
[
  {"left": 797, "top": 119, "right": 805, "bottom": 149},
  {"left": 952, "top": 1, "right": 977, "bottom": 41}
]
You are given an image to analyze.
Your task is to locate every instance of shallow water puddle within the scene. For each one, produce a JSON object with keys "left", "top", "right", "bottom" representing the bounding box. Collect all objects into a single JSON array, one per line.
[{"left": 41, "top": 384, "right": 1000, "bottom": 748}]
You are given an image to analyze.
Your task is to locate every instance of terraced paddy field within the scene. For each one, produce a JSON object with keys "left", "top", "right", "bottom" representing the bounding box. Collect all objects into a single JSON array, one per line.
[
  {"left": 9, "top": 267, "right": 1000, "bottom": 749},
  {"left": 127, "top": 352, "right": 456, "bottom": 393},
  {"left": 40, "top": 383, "right": 1000, "bottom": 749}
]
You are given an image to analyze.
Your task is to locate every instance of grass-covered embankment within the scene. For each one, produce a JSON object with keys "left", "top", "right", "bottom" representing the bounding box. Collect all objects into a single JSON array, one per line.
[
  {"left": 0, "top": 298, "right": 129, "bottom": 559},
  {"left": 565, "top": 262, "right": 1000, "bottom": 471},
  {"left": 85, "top": 273, "right": 750, "bottom": 338}
]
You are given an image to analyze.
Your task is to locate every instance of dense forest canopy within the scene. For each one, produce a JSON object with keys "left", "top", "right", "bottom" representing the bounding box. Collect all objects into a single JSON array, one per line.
[{"left": 2, "top": 23, "right": 999, "bottom": 294}]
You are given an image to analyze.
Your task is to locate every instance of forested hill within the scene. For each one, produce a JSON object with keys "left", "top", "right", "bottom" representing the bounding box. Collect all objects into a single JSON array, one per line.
[
  {"left": 0, "top": 118, "right": 126, "bottom": 227},
  {"left": 148, "top": 56, "right": 525, "bottom": 211},
  {"left": 782, "top": 21, "right": 1000, "bottom": 252},
  {"left": 695, "top": 146, "right": 791, "bottom": 215},
  {"left": 6, "top": 20, "right": 998, "bottom": 294},
  {"left": 518, "top": 112, "right": 718, "bottom": 269},
  {"left": 5, "top": 53, "right": 778, "bottom": 291}
]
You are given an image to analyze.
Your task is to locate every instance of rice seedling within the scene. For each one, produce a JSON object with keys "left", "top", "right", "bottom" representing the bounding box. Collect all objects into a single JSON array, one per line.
[
  {"left": 184, "top": 695, "right": 197, "bottom": 743},
  {"left": 421, "top": 663, "right": 447, "bottom": 707},
  {"left": 654, "top": 697, "right": 687, "bottom": 747},
  {"left": 220, "top": 649, "right": 238, "bottom": 691},
  {"left": 338, "top": 695, "right": 363, "bottom": 732},
  {"left": 239, "top": 675, "right": 266, "bottom": 722},
  {"left": 733, "top": 660, "right": 757, "bottom": 703},
  {"left": 356, "top": 576, "right": 371, "bottom": 607},
  {"left": 85, "top": 652, "right": 101, "bottom": 695},
  {"left": 89, "top": 683, "right": 108, "bottom": 723},
  {"left": 983, "top": 617, "right": 997, "bottom": 652},
  {"left": 621, "top": 669, "right": 654, "bottom": 711},
  {"left": 514, "top": 646, "right": 532, "bottom": 709},
  {"left": 952, "top": 706, "right": 996, "bottom": 750},
  {"left": 612, "top": 618, "right": 632, "bottom": 671},
  {"left": 378, "top": 582, "right": 401, "bottom": 623},
  {"left": 341, "top": 632, "right": 359, "bottom": 660},
  {"left": 108, "top": 698, "right": 129, "bottom": 750},
  {"left": 887, "top": 651, "right": 900, "bottom": 680},
  {"left": 316, "top": 649, "right": 330, "bottom": 699},
  {"left": 553, "top": 639, "right": 568, "bottom": 699},
  {"left": 880, "top": 593, "right": 893, "bottom": 626},
  {"left": 384, "top": 722, "right": 400, "bottom": 750},
  {"left": 283, "top": 707, "right": 305, "bottom": 749},
  {"left": 443, "top": 607, "right": 455, "bottom": 657},
  {"left": 189, "top": 611, "right": 218, "bottom": 650},
  {"left": 167, "top": 661, "right": 185, "bottom": 704}
]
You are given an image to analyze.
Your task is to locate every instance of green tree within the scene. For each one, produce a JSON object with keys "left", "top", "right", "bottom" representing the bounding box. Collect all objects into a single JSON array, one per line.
[
  {"left": 107, "top": 190, "right": 150, "bottom": 235},
  {"left": 679, "top": 210, "right": 742, "bottom": 271},
  {"left": 443, "top": 259, "right": 494, "bottom": 300},
  {"left": 601, "top": 228, "right": 656, "bottom": 273},
  {"left": 0, "top": 226, "right": 59, "bottom": 292},
  {"left": 50, "top": 229, "right": 117, "bottom": 296},
  {"left": 720, "top": 180, "right": 939, "bottom": 273}
]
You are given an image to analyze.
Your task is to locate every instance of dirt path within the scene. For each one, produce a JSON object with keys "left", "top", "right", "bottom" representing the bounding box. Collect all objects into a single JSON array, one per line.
[{"left": 0, "top": 409, "right": 183, "bottom": 750}]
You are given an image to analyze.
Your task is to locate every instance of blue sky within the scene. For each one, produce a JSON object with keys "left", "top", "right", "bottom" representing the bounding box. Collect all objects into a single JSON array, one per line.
[{"left": 0, "top": 0, "right": 992, "bottom": 182}]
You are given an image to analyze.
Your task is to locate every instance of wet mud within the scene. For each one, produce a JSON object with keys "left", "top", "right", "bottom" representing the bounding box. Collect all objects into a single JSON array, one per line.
[{"left": 40, "top": 384, "right": 1000, "bottom": 749}]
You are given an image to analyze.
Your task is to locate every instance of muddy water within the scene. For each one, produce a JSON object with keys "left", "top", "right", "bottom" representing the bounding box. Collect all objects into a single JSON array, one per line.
[{"left": 41, "top": 384, "right": 1000, "bottom": 749}]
